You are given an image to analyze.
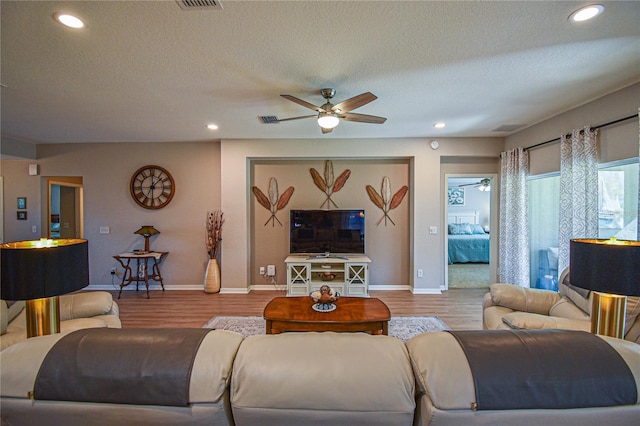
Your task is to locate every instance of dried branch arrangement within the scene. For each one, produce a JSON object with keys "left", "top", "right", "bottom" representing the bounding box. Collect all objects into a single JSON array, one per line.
[
  {"left": 310, "top": 160, "right": 351, "bottom": 209},
  {"left": 252, "top": 177, "right": 295, "bottom": 226},
  {"left": 206, "top": 210, "right": 224, "bottom": 259},
  {"left": 366, "top": 176, "right": 408, "bottom": 226}
]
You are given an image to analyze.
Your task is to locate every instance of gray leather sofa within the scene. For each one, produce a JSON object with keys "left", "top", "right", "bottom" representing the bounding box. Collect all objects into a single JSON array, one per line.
[
  {"left": 1, "top": 329, "right": 638, "bottom": 425},
  {"left": 1, "top": 291, "right": 121, "bottom": 351}
]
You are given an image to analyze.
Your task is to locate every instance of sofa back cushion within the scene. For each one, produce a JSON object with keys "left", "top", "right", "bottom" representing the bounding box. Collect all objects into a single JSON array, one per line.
[
  {"left": 231, "top": 332, "right": 415, "bottom": 426},
  {"left": 489, "top": 284, "right": 561, "bottom": 315}
]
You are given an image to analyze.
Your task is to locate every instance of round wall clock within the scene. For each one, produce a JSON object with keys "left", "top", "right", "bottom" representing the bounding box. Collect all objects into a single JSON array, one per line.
[
  {"left": 430, "top": 140, "right": 440, "bottom": 150},
  {"left": 129, "top": 165, "right": 175, "bottom": 210}
]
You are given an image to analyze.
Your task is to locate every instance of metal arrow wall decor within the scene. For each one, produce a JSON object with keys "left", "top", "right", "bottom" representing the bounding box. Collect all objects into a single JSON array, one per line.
[
  {"left": 366, "top": 176, "right": 408, "bottom": 226},
  {"left": 252, "top": 177, "right": 295, "bottom": 226}
]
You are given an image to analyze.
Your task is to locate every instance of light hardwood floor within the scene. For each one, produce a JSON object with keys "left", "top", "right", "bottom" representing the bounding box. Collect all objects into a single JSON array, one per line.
[{"left": 109, "top": 288, "right": 488, "bottom": 330}]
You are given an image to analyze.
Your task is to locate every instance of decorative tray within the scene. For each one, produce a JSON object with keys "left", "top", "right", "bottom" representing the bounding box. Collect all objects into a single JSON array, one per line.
[{"left": 312, "top": 302, "right": 337, "bottom": 312}]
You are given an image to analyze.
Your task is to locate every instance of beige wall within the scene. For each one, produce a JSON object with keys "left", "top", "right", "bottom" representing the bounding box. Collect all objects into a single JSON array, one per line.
[
  {"left": 221, "top": 137, "right": 504, "bottom": 293},
  {"left": 1, "top": 141, "right": 221, "bottom": 288},
  {"left": 506, "top": 83, "right": 639, "bottom": 175},
  {"left": 251, "top": 159, "right": 410, "bottom": 288}
]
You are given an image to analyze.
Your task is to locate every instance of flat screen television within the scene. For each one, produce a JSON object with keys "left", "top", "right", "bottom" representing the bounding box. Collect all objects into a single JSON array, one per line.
[{"left": 290, "top": 209, "right": 365, "bottom": 256}]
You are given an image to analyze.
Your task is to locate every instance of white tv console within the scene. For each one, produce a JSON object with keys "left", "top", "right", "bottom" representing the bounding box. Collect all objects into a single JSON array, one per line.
[{"left": 285, "top": 255, "right": 371, "bottom": 297}]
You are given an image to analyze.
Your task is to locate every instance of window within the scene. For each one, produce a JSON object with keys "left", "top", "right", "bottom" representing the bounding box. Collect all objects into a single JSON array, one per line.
[{"left": 528, "top": 158, "right": 639, "bottom": 287}]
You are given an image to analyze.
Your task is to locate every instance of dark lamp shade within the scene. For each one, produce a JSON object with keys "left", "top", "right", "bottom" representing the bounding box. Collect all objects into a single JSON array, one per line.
[
  {"left": 570, "top": 238, "right": 640, "bottom": 296},
  {"left": 1, "top": 239, "right": 89, "bottom": 300},
  {"left": 134, "top": 226, "right": 160, "bottom": 237}
]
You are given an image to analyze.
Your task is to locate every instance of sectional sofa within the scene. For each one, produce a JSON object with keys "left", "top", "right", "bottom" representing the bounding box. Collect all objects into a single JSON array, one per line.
[
  {"left": 0, "top": 291, "right": 121, "bottom": 351},
  {"left": 1, "top": 328, "right": 638, "bottom": 425}
]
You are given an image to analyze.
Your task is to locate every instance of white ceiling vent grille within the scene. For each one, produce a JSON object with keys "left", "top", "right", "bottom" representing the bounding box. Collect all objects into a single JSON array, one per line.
[
  {"left": 492, "top": 124, "right": 526, "bottom": 132},
  {"left": 176, "top": 0, "right": 223, "bottom": 11},
  {"left": 260, "top": 116, "right": 279, "bottom": 124}
]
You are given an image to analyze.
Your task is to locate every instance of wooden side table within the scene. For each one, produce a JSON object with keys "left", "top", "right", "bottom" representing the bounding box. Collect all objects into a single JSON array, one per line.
[{"left": 113, "top": 251, "right": 168, "bottom": 299}]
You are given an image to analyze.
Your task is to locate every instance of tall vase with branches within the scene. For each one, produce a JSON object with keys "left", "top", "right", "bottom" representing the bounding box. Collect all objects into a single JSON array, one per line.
[{"left": 204, "top": 210, "right": 224, "bottom": 293}]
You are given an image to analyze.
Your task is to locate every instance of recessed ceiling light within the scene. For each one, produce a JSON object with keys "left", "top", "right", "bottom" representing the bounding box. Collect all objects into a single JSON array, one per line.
[
  {"left": 206, "top": 124, "right": 219, "bottom": 130},
  {"left": 568, "top": 4, "right": 604, "bottom": 22},
  {"left": 433, "top": 122, "right": 446, "bottom": 129},
  {"left": 53, "top": 13, "right": 85, "bottom": 29}
]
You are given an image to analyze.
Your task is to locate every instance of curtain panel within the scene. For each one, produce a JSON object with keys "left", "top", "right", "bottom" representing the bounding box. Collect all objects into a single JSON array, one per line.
[
  {"left": 558, "top": 127, "right": 599, "bottom": 273},
  {"left": 498, "top": 147, "right": 530, "bottom": 287}
]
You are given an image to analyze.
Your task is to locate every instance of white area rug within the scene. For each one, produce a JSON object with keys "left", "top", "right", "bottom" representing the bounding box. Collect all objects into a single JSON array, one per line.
[{"left": 203, "top": 315, "right": 449, "bottom": 343}]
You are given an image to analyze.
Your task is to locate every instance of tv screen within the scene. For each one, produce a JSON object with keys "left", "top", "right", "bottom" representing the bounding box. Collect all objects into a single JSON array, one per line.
[{"left": 290, "top": 210, "right": 365, "bottom": 255}]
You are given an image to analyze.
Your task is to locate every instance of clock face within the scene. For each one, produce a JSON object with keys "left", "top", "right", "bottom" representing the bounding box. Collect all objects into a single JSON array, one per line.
[
  {"left": 129, "top": 165, "right": 175, "bottom": 210},
  {"left": 430, "top": 140, "right": 440, "bottom": 150}
]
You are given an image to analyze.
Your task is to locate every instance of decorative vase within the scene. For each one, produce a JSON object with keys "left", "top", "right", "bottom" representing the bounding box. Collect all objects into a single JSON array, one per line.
[{"left": 204, "top": 258, "right": 221, "bottom": 293}]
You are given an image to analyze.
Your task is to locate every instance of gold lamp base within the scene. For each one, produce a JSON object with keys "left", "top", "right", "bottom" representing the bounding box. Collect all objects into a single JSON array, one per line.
[
  {"left": 591, "top": 291, "right": 627, "bottom": 339},
  {"left": 25, "top": 296, "right": 61, "bottom": 338}
]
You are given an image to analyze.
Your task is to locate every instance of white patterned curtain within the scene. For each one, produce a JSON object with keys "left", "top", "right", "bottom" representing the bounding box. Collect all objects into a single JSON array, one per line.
[
  {"left": 558, "top": 127, "right": 599, "bottom": 273},
  {"left": 498, "top": 147, "right": 530, "bottom": 287}
]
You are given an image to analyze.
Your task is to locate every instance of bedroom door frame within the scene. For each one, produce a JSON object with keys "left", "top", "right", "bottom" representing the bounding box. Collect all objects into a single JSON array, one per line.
[{"left": 443, "top": 173, "right": 498, "bottom": 290}]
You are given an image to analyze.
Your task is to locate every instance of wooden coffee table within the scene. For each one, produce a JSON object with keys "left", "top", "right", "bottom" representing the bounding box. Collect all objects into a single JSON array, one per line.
[{"left": 263, "top": 296, "right": 391, "bottom": 335}]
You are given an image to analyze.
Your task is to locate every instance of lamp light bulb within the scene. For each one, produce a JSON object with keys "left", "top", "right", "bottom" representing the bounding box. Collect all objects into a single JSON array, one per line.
[{"left": 317, "top": 113, "right": 339, "bottom": 129}]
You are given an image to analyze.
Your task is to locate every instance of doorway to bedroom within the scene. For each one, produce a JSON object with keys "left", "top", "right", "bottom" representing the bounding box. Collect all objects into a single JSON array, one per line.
[{"left": 445, "top": 175, "right": 495, "bottom": 289}]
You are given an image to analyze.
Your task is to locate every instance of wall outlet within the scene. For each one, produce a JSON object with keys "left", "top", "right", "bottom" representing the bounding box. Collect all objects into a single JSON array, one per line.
[
  {"left": 417, "top": 269, "right": 424, "bottom": 278},
  {"left": 259, "top": 266, "right": 266, "bottom": 275},
  {"left": 32, "top": 225, "right": 37, "bottom": 233},
  {"left": 267, "top": 265, "right": 276, "bottom": 276}
]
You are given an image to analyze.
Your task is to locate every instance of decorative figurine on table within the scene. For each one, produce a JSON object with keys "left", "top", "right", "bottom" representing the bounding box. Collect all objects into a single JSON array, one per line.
[{"left": 310, "top": 285, "right": 340, "bottom": 312}]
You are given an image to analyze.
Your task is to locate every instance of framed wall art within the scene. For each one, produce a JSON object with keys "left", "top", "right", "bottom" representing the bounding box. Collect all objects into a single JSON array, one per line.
[
  {"left": 17, "top": 211, "right": 27, "bottom": 220},
  {"left": 17, "top": 197, "right": 26, "bottom": 209},
  {"left": 447, "top": 187, "right": 465, "bottom": 206}
]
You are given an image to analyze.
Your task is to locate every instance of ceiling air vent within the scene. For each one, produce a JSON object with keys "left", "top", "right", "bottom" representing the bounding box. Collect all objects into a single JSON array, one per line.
[
  {"left": 492, "top": 124, "right": 526, "bottom": 132},
  {"left": 260, "top": 116, "right": 280, "bottom": 124},
  {"left": 176, "top": 0, "right": 223, "bottom": 11}
]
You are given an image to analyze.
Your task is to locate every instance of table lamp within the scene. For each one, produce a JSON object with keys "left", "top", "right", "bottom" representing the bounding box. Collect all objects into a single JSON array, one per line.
[
  {"left": 134, "top": 225, "right": 159, "bottom": 252},
  {"left": 1, "top": 238, "right": 89, "bottom": 338},
  {"left": 570, "top": 238, "right": 640, "bottom": 339}
]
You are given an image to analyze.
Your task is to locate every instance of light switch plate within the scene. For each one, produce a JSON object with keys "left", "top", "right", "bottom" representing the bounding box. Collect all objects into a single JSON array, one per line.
[
  {"left": 99, "top": 226, "right": 110, "bottom": 234},
  {"left": 429, "top": 226, "right": 437, "bottom": 235}
]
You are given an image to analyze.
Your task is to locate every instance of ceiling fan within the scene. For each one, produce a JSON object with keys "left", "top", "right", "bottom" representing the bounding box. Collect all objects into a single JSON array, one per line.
[
  {"left": 456, "top": 178, "right": 491, "bottom": 191},
  {"left": 271, "top": 88, "right": 387, "bottom": 134}
]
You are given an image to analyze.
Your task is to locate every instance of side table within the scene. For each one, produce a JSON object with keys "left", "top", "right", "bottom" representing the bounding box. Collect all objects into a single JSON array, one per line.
[{"left": 113, "top": 251, "right": 168, "bottom": 299}]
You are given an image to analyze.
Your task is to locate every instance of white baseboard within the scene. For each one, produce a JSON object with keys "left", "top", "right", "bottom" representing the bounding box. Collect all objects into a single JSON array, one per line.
[
  {"left": 368, "top": 284, "right": 412, "bottom": 291},
  {"left": 411, "top": 287, "right": 442, "bottom": 295},
  {"left": 86, "top": 284, "right": 437, "bottom": 294}
]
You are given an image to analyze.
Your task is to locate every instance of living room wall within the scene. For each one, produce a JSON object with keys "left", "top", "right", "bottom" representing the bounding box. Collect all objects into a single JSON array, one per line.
[
  {"left": 251, "top": 159, "right": 410, "bottom": 288},
  {"left": 220, "top": 137, "right": 505, "bottom": 294},
  {"left": 1, "top": 141, "right": 221, "bottom": 289}
]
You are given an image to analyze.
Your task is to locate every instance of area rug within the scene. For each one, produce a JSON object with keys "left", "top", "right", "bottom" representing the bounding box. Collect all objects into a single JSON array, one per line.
[
  {"left": 448, "top": 263, "right": 491, "bottom": 288},
  {"left": 203, "top": 315, "right": 449, "bottom": 342}
]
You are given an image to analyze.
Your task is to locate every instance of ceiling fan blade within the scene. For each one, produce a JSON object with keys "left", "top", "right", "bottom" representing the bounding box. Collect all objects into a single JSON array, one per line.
[
  {"left": 321, "top": 126, "right": 333, "bottom": 134},
  {"left": 332, "top": 92, "right": 377, "bottom": 113},
  {"left": 275, "top": 115, "right": 316, "bottom": 122},
  {"left": 340, "top": 112, "right": 387, "bottom": 124},
  {"left": 280, "top": 95, "right": 323, "bottom": 112}
]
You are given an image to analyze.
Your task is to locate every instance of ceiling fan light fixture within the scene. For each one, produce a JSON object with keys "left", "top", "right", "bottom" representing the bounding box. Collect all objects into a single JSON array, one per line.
[{"left": 318, "top": 112, "right": 339, "bottom": 129}]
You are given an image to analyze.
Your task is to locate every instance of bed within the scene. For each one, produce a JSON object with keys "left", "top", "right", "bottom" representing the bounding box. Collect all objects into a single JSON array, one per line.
[{"left": 447, "top": 211, "right": 490, "bottom": 264}]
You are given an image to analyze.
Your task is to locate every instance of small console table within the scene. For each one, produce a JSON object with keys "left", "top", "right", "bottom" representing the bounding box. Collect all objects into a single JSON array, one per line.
[
  {"left": 113, "top": 251, "right": 168, "bottom": 299},
  {"left": 285, "top": 255, "right": 371, "bottom": 297}
]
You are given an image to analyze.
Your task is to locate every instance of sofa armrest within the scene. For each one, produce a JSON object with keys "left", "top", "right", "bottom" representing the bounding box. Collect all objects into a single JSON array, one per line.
[
  {"left": 501, "top": 312, "right": 590, "bottom": 331},
  {"left": 59, "top": 292, "right": 116, "bottom": 321},
  {"left": 489, "top": 283, "right": 561, "bottom": 315}
]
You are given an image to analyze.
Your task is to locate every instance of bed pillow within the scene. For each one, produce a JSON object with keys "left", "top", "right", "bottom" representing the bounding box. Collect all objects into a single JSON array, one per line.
[
  {"left": 470, "top": 224, "right": 486, "bottom": 234},
  {"left": 448, "top": 223, "right": 473, "bottom": 235}
]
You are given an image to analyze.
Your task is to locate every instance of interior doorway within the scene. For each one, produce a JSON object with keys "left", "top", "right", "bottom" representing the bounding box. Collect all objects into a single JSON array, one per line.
[
  {"left": 47, "top": 177, "right": 83, "bottom": 239},
  {"left": 444, "top": 174, "right": 497, "bottom": 290}
]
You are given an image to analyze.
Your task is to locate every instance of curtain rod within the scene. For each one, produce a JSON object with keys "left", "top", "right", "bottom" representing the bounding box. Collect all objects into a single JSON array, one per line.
[{"left": 524, "top": 113, "right": 639, "bottom": 151}]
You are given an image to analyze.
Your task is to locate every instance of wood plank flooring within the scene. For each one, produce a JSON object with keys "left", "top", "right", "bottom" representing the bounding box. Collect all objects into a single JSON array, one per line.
[{"left": 109, "top": 288, "right": 487, "bottom": 330}]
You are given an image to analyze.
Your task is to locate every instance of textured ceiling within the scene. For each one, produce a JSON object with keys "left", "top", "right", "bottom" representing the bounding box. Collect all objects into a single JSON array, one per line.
[{"left": 1, "top": 1, "right": 639, "bottom": 144}]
